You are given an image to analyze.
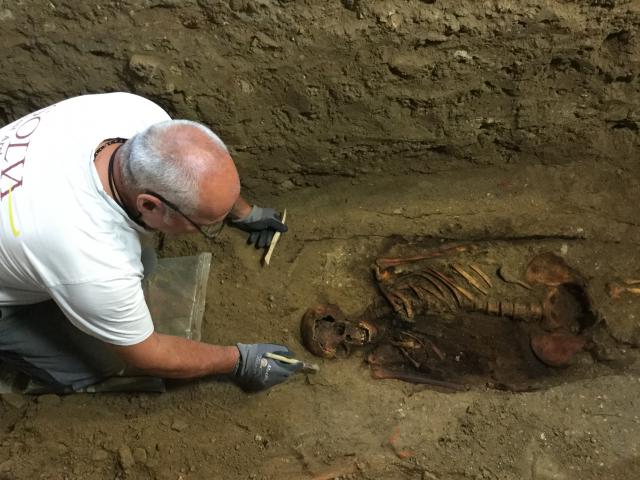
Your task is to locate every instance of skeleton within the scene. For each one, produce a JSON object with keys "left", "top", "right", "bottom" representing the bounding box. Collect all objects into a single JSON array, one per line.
[{"left": 301, "top": 245, "right": 601, "bottom": 391}]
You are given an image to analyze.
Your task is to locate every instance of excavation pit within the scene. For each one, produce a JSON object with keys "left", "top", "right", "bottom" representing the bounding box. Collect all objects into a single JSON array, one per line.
[{"left": 302, "top": 241, "right": 621, "bottom": 392}]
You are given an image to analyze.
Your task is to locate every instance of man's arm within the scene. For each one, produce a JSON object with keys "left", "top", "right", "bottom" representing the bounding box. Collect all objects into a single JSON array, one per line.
[
  {"left": 109, "top": 333, "right": 302, "bottom": 391},
  {"left": 52, "top": 280, "right": 298, "bottom": 389},
  {"left": 109, "top": 332, "right": 239, "bottom": 379}
]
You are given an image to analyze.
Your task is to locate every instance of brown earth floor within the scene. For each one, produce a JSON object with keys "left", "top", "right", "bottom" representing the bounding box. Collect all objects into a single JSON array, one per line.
[{"left": 2, "top": 158, "right": 640, "bottom": 480}]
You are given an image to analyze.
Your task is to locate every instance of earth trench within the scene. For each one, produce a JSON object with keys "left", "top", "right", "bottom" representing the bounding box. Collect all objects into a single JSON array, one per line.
[{"left": 1, "top": 1, "right": 640, "bottom": 479}]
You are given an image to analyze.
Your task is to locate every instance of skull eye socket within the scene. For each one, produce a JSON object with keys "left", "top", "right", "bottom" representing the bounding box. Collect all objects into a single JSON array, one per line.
[{"left": 334, "top": 323, "right": 346, "bottom": 335}]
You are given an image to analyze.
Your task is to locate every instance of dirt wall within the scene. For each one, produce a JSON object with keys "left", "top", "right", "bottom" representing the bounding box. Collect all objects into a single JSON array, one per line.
[{"left": 0, "top": 0, "right": 638, "bottom": 194}]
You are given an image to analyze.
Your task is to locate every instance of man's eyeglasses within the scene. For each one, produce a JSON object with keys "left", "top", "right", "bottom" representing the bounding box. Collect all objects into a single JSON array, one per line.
[{"left": 145, "top": 190, "right": 225, "bottom": 240}]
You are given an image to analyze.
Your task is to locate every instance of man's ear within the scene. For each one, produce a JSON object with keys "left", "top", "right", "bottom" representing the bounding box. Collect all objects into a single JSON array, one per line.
[{"left": 137, "top": 193, "right": 164, "bottom": 216}]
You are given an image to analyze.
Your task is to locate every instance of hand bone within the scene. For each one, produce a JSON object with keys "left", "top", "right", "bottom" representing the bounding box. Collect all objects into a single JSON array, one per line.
[{"left": 607, "top": 282, "right": 640, "bottom": 300}]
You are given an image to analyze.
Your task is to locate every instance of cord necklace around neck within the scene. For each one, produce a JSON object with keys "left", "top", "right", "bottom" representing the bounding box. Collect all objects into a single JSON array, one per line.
[{"left": 106, "top": 143, "right": 146, "bottom": 227}]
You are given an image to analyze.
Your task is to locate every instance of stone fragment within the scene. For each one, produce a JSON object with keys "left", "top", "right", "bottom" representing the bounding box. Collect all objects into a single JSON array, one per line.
[
  {"left": 133, "top": 447, "right": 148, "bottom": 464},
  {"left": 1, "top": 394, "right": 27, "bottom": 409},
  {"left": 453, "top": 50, "right": 473, "bottom": 62},
  {"left": 171, "top": 419, "right": 188, "bottom": 432},
  {"left": 239, "top": 79, "right": 254, "bottom": 94},
  {"left": 388, "top": 13, "right": 403, "bottom": 30},
  {"left": 230, "top": 0, "right": 254, "bottom": 12},
  {"left": 421, "top": 33, "right": 448, "bottom": 44},
  {"left": 0, "top": 459, "right": 13, "bottom": 473},
  {"left": 278, "top": 180, "right": 295, "bottom": 192},
  {"left": 92, "top": 449, "right": 109, "bottom": 461},
  {"left": 129, "top": 54, "right": 161, "bottom": 79},
  {"left": 251, "top": 32, "right": 280, "bottom": 50},
  {"left": 118, "top": 445, "right": 135, "bottom": 469},
  {"left": 388, "top": 54, "right": 424, "bottom": 78},
  {"left": 0, "top": 9, "right": 14, "bottom": 21}
]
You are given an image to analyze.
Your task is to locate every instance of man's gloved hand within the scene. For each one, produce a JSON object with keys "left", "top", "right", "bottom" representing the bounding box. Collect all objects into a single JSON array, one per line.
[
  {"left": 230, "top": 206, "right": 287, "bottom": 248},
  {"left": 233, "top": 343, "right": 301, "bottom": 391}
]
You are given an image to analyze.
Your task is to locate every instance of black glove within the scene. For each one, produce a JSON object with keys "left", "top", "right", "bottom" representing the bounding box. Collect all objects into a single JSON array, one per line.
[
  {"left": 233, "top": 343, "right": 302, "bottom": 391},
  {"left": 230, "top": 206, "right": 287, "bottom": 248}
]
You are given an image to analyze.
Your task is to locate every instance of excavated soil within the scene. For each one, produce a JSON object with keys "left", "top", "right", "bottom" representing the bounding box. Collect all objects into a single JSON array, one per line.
[{"left": 1, "top": 1, "right": 640, "bottom": 479}]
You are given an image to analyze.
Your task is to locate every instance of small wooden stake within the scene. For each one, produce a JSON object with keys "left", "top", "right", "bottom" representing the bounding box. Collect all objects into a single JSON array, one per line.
[{"left": 262, "top": 209, "right": 287, "bottom": 266}]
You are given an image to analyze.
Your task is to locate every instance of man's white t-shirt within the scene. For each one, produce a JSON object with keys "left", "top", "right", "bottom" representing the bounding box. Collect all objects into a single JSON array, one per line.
[{"left": 0, "top": 92, "right": 171, "bottom": 345}]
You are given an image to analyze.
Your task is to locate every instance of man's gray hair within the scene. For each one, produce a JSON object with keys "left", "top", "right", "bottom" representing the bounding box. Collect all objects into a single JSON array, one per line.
[{"left": 119, "top": 119, "right": 227, "bottom": 216}]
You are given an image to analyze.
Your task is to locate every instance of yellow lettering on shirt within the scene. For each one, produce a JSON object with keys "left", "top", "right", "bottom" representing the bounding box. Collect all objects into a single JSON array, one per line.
[{"left": 8, "top": 185, "right": 20, "bottom": 238}]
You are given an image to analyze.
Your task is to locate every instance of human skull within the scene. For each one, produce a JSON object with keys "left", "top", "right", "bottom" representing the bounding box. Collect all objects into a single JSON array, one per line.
[{"left": 300, "top": 304, "right": 379, "bottom": 359}]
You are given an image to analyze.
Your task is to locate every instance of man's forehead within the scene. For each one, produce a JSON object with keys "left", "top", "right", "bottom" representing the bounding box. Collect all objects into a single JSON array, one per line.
[{"left": 196, "top": 161, "right": 240, "bottom": 219}]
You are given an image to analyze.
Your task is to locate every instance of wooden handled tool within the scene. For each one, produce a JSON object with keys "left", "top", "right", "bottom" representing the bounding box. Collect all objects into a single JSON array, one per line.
[{"left": 264, "top": 351, "right": 320, "bottom": 374}]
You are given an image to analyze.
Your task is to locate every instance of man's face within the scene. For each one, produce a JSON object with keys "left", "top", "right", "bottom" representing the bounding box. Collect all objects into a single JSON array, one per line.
[{"left": 141, "top": 160, "right": 240, "bottom": 237}]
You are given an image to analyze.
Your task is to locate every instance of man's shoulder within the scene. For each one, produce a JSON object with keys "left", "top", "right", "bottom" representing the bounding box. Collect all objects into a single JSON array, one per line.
[
  {"left": 62, "top": 92, "right": 168, "bottom": 117},
  {"left": 91, "top": 92, "right": 159, "bottom": 107},
  {"left": 45, "top": 92, "right": 172, "bottom": 140}
]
